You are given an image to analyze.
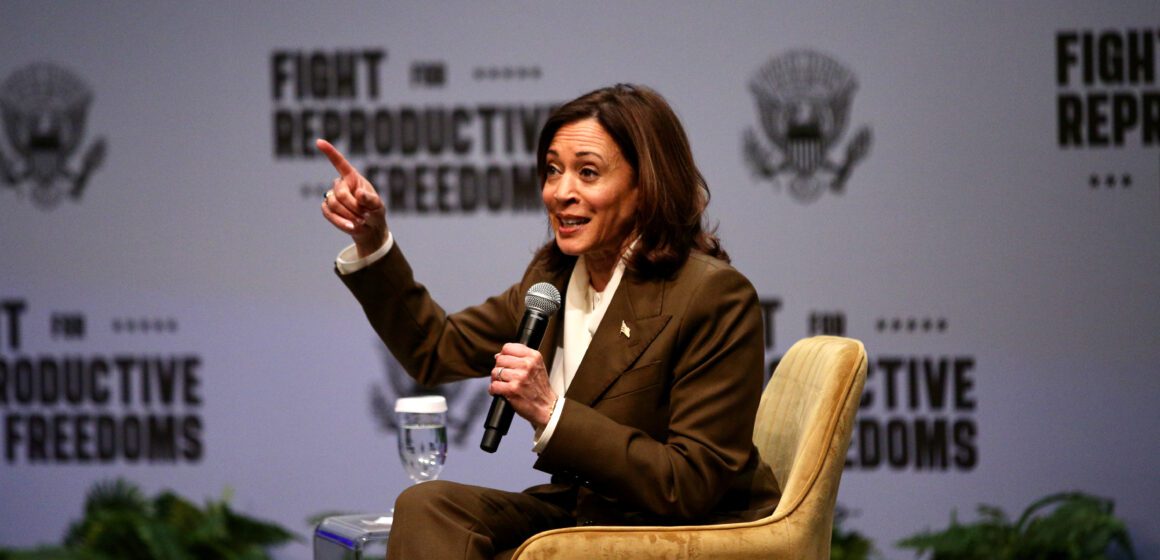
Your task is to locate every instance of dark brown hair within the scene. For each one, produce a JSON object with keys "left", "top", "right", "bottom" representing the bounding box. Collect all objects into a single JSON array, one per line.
[{"left": 534, "top": 84, "right": 727, "bottom": 278}]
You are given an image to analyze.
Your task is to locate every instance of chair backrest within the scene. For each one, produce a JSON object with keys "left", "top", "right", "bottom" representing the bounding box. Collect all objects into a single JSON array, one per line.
[
  {"left": 752, "top": 336, "right": 867, "bottom": 525},
  {"left": 509, "top": 336, "right": 867, "bottom": 560}
]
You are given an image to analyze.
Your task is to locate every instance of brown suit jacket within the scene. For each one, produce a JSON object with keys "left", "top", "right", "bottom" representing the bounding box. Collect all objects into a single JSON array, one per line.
[{"left": 340, "top": 243, "right": 779, "bottom": 526}]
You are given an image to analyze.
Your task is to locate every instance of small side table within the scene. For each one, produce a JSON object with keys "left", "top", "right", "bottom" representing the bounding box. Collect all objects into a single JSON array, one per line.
[{"left": 314, "top": 513, "right": 392, "bottom": 560}]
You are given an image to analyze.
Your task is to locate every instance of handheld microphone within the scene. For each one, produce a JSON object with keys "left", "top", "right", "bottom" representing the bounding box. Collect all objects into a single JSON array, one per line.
[{"left": 480, "top": 282, "right": 561, "bottom": 453}]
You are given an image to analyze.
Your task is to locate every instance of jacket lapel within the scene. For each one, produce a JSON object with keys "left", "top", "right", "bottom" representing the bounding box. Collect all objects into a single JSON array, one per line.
[{"left": 564, "top": 270, "right": 671, "bottom": 406}]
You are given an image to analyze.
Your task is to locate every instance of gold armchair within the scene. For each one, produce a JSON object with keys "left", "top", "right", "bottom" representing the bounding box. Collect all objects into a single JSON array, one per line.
[{"left": 511, "top": 335, "right": 868, "bottom": 560}]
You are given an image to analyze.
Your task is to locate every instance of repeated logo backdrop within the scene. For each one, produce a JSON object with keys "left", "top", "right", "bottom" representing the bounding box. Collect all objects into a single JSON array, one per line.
[
  {"left": 2, "top": 3, "right": 1157, "bottom": 559},
  {"left": 271, "top": 47, "right": 554, "bottom": 214}
]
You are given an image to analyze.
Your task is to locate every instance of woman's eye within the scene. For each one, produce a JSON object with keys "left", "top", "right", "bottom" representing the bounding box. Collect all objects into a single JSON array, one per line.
[
  {"left": 580, "top": 168, "right": 598, "bottom": 179},
  {"left": 545, "top": 165, "right": 561, "bottom": 176}
]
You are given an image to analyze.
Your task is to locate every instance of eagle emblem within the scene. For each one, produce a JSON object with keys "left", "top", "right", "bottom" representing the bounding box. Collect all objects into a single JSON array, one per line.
[
  {"left": 0, "top": 62, "right": 106, "bottom": 210},
  {"left": 744, "top": 50, "right": 871, "bottom": 204},
  {"left": 369, "top": 347, "right": 491, "bottom": 447}
]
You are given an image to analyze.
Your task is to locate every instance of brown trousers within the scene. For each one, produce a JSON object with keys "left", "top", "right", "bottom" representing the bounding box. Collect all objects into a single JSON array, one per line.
[{"left": 387, "top": 481, "right": 575, "bottom": 560}]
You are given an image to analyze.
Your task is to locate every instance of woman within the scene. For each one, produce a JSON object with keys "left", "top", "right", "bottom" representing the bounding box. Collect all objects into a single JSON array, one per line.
[{"left": 320, "top": 84, "right": 779, "bottom": 560}]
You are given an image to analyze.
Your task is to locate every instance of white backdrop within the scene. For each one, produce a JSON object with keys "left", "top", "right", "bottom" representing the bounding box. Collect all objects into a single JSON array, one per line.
[{"left": 1, "top": 2, "right": 1158, "bottom": 558}]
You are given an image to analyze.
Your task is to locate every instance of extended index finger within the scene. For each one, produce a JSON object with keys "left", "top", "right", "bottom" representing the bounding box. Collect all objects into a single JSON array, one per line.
[{"left": 315, "top": 139, "right": 356, "bottom": 178}]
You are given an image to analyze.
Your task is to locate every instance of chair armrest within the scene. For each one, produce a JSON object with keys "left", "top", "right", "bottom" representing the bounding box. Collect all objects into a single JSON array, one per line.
[{"left": 512, "top": 516, "right": 819, "bottom": 560}]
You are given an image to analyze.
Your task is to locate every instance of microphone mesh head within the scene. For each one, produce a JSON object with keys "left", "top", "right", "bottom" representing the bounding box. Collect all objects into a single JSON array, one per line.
[{"left": 525, "top": 282, "right": 561, "bottom": 315}]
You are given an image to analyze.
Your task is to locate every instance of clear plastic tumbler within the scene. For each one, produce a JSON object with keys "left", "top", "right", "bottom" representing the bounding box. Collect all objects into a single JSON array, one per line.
[{"left": 395, "top": 395, "right": 448, "bottom": 484}]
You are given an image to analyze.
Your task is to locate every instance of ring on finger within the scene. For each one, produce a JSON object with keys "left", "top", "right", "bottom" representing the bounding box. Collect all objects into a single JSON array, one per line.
[
  {"left": 497, "top": 367, "right": 506, "bottom": 382},
  {"left": 323, "top": 190, "right": 331, "bottom": 202}
]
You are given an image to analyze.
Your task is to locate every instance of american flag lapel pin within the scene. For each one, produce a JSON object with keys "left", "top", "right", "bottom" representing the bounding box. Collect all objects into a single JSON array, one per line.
[{"left": 620, "top": 320, "right": 631, "bottom": 339}]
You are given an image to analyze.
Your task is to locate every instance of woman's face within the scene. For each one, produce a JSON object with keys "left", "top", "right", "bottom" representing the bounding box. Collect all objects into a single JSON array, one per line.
[{"left": 542, "top": 118, "right": 640, "bottom": 265}]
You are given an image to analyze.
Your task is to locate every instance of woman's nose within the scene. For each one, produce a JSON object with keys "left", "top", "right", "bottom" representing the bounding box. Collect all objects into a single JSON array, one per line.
[{"left": 553, "top": 174, "right": 578, "bottom": 203}]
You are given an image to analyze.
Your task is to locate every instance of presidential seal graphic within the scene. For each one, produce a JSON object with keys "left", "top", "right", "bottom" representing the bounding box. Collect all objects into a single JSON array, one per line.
[
  {"left": 0, "top": 62, "right": 106, "bottom": 210},
  {"left": 369, "top": 347, "right": 491, "bottom": 447},
  {"left": 744, "top": 50, "right": 871, "bottom": 204}
]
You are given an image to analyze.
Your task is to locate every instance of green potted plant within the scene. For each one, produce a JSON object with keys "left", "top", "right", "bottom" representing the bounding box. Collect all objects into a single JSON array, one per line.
[
  {"left": 831, "top": 504, "right": 879, "bottom": 560},
  {"left": 899, "top": 491, "right": 1135, "bottom": 560},
  {"left": 0, "top": 478, "right": 297, "bottom": 560}
]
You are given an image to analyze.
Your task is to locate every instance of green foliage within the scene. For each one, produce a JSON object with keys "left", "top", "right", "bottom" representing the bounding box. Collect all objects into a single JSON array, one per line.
[
  {"left": 899, "top": 492, "right": 1135, "bottom": 560},
  {"left": 0, "top": 479, "right": 298, "bottom": 560},
  {"left": 832, "top": 504, "right": 880, "bottom": 560}
]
